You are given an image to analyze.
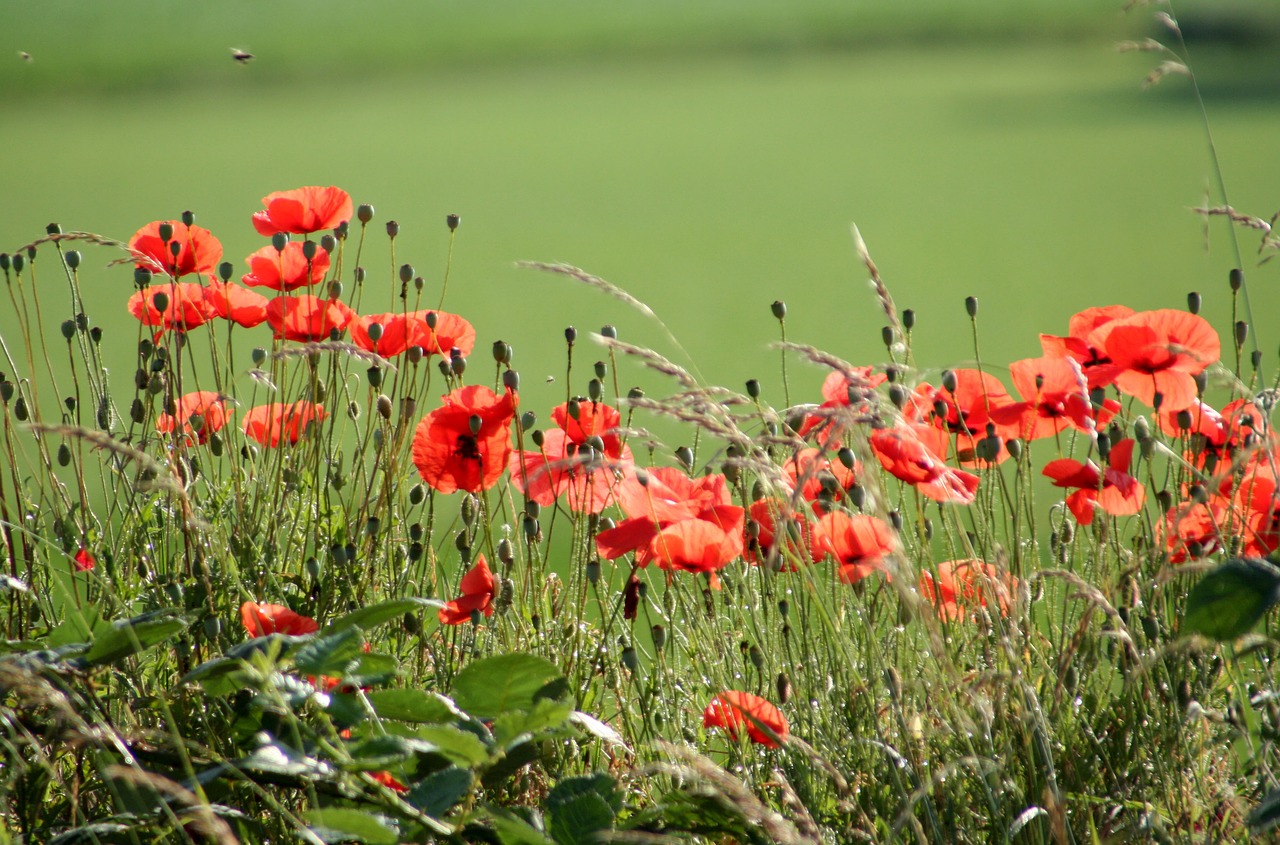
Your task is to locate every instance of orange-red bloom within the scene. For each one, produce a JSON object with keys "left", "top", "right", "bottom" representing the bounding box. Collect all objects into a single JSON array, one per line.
[
  {"left": 251, "top": 186, "right": 353, "bottom": 236},
  {"left": 241, "top": 401, "right": 326, "bottom": 447},
  {"left": 812, "top": 511, "right": 896, "bottom": 584},
  {"left": 1088, "top": 309, "right": 1220, "bottom": 411},
  {"left": 242, "top": 242, "right": 331, "bottom": 291},
  {"left": 745, "top": 499, "right": 819, "bottom": 570},
  {"left": 919, "top": 559, "right": 1018, "bottom": 621},
  {"left": 412, "top": 386, "right": 517, "bottom": 494},
  {"left": 265, "top": 294, "right": 356, "bottom": 342},
  {"left": 509, "top": 401, "right": 634, "bottom": 513},
  {"left": 989, "top": 356, "right": 1117, "bottom": 442},
  {"left": 1043, "top": 438, "right": 1146, "bottom": 525},
  {"left": 156, "top": 391, "right": 231, "bottom": 445},
  {"left": 438, "top": 555, "right": 497, "bottom": 625},
  {"left": 73, "top": 547, "right": 95, "bottom": 572},
  {"left": 1040, "top": 305, "right": 1135, "bottom": 388},
  {"left": 368, "top": 771, "right": 409, "bottom": 793},
  {"left": 204, "top": 281, "right": 269, "bottom": 328},
  {"left": 129, "top": 220, "right": 223, "bottom": 278},
  {"left": 240, "top": 601, "right": 319, "bottom": 637},
  {"left": 797, "top": 368, "right": 886, "bottom": 448},
  {"left": 702, "top": 691, "right": 789, "bottom": 748},
  {"left": 869, "top": 426, "right": 980, "bottom": 504},
  {"left": 349, "top": 310, "right": 477, "bottom": 359},
  {"left": 595, "top": 467, "right": 745, "bottom": 573},
  {"left": 127, "top": 282, "right": 214, "bottom": 333},
  {"left": 1159, "top": 497, "right": 1229, "bottom": 563}
]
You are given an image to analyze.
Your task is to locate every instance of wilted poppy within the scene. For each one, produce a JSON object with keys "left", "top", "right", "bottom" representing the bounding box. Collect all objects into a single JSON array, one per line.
[
  {"left": 252, "top": 186, "right": 354, "bottom": 236},
  {"left": 919, "top": 559, "right": 1018, "bottom": 621},
  {"left": 412, "top": 385, "right": 517, "bottom": 494},
  {"left": 241, "top": 401, "right": 327, "bottom": 447},
  {"left": 595, "top": 467, "right": 744, "bottom": 573},
  {"left": 1088, "top": 309, "right": 1221, "bottom": 411},
  {"left": 869, "top": 426, "right": 980, "bottom": 505},
  {"left": 127, "top": 282, "right": 213, "bottom": 333},
  {"left": 702, "top": 691, "right": 788, "bottom": 748},
  {"left": 812, "top": 511, "right": 896, "bottom": 584},
  {"left": 204, "top": 281, "right": 269, "bottom": 328},
  {"left": 438, "top": 555, "right": 497, "bottom": 625},
  {"left": 1043, "top": 438, "right": 1146, "bottom": 525},
  {"left": 509, "top": 400, "right": 634, "bottom": 513},
  {"left": 240, "top": 601, "right": 319, "bottom": 637},
  {"left": 129, "top": 220, "right": 223, "bottom": 278},
  {"left": 156, "top": 391, "right": 231, "bottom": 445},
  {"left": 265, "top": 294, "right": 356, "bottom": 342},
  {"left": 242, "top": 242, "right": 331, "bottom": 291}
]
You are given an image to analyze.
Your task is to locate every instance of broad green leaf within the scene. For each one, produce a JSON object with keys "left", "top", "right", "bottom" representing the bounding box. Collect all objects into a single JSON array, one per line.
[
  {"left": 415, "top": 724, "right": 490, "bottom": 766},
  {"left": 405, "top": 765, "right": 473, "bottom": 817},
  {"left": 1249, "top": 788, "right": 1280, "bottom": 833},
  {"left": 324, "top": 598, "right": 443, "bottom": 636},
  {"left": 47, "top": 606, "right": 105, "bottom": 648},
  {"left": 1183, "top": 557, "right": 1280, "bottom": 641},
  {"left": 492, "top": 699, "right": 573, "bottom": 747},
  {"left": 78, "top": 613, "right": 186, "bottom": 667},
  {"left": 546, "top": 773, "right": 622, "bottom": 816},
  {"left": 546, "top": 792, "right": 615, "bottom": 845},
  {"left": 452, "top": 654, "right": 563, "bottom": 719},
  {"left": 345, "top": 735, "right": 414, "bottom": 770},
  {"left": 294, "top": 626, "right": 365, "bottom": 677},
  {"left": 491, "top": 810, "right": 556, "bottom": 845},
  {"left": 369, "top": 688, "right": 461, "bottom": 724},
  {"left": 306, "top": 808, "right": 398, "bottom": 845}
]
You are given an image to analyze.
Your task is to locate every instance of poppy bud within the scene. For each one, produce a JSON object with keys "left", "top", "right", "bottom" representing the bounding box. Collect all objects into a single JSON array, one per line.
[
  {"left": 588, "top": 378, "right": 603, "bottom": 403},
  {"left": 1229, "top": 268, "right": 1243, "bottom": 291},
  {"left": 446, "top": 213, "right": 460, "bottom": 231},
  {"left": 57, "top": 443, "right": 71, "bottom": 467},
  {"left": 888, "top": 510, "right": 902, "bottom": 531},
  {"left": 367, "top": 366, "right": 382, "bottom": 388},
  {"left": 336, "top": 221, "right": 349, "bottom": 239},
  {"left": 372, "top": 429, "right": 384, "bottom": 448},
  {"left": 62, "top": 396, "right": 75, "bottom": 414},
  {"left": 652, "top": 624, "right": 667, "bottom": 652},
  {"left": 357, "top": 204, "right": 375, "bottom": 224},
  {"left": 399, "top": 263, "right": 414, "bottom": 284},
  {"left": 377, "top": 395, "right": 393, "bottom": 420},
  {"left": 385, "top": 220, "right": 399, "bottom": 238},
  {"left": 1005, "top": 438, "right": 1022, "bottom": 460},
  {"left": 320, "top": 234, "right": 337, "bottom": 253},
  {"left": 158, "top": 222, "right": 173, "bottom": 243},
  {"left": 530, "top": 429, "right": 544, "bottom": 448},
  {"left": 888, "top": 383, "right": 908, "bottom": 409},
  {"left": 60, "top": 320, "right": 75, "bottom": 340},
  {"left": 366, "top": 517, "right": 381, "bottom": 537},
  {"left": 1235, "top": 321, "right": 1249, "bottom": 348},
  {"left": 129, "top": 397, "right": 145, "bottom": 424},
  {"left": 13, "top": 397, "right": 28, "bottom": 421},
  {"left": 598, "top": 516, "right": 615, "bottom": 532},
  {"left": 450, "top": 355, "right": 467, "bottom": 377},
  {"left": 523, "top": 515, "right": 540, "bottom": 542},
  {"left": 455, "top": 530, "right": 470, "bottom": 555},
  {"left": 64, "top": 249, "right": 81, "bottom": 270},
  {"left": 849, "top": 484, "right": 866, "bottom": 509},
  {"left": 0, "top": 254, "right": 8, "bottom": 272},
  {"left": 150, "top": 291, "right": 170, "bottom": 314},
  {"left": 297, "top": 240, "right": 316, "bottom": 262},
  {"left": 975, "top": 434, "right": 1001, "bottom": 463},
  {"left": 565, "top": 326, "right": 577, "bottom": 344},
  {"left": 1150, "top": 391, "right": 1163, "bottom": 411},
  {"left": 520, "top": 411, "right": 536, "bottom": 432},
  {"left": 492, "top": 340, "right": 510, "bottom": 363},
  {"left": 425, "top": 311, "right": 438, "bottom": 329},
  {"left": 1187, "top": 291, "right": 1201, "bottom": 314},
  {"left": 409, "top": 483, "right": 425, "bottom": 506},
  {"left": 881, "top": 326, "right": 894, "bottom": 348},
  {"left": 328, "top": 280, "right": 343, "bottom": 300},
  {"left": 675, "top": 445, "right": 694, "bottom": 470},
  {"left": 745, "top": 378, "right": 761, "bottom": 399},
  {"left": 531, "top": 613, "right": 541, "bottom": 631},
  {"left": 902, "top": 308, "right": 915, "bottom": 331},
  {"left": 623, "top": 574, "right": 641, "bottom": 620},
  {"left": 11, "top": 254, "right": 24, "bottom": 273},
  {"left": 941, "top": 369, "right": 959, "bottom": 394},
  {"left": 1193, "top": 371, "right": 1208, "bottom": 395},
  {"left": 179, "top": 210, "right": 195, "bottom": 227},
  {"left": 748, "top": 643, "right": 765, "bottom": 672},
  {"left": 269, "top": 232, "right": 288, "bottom": 254},
  {"left": 407, "top": 346, "right": 423, "bottom": 364},
  {"left": 964, "top": 296, "right": 979, "bottom": 317},
  {"left": 348, "top": 400, "right": 361, "bottom": 420},
  {"left": 497, "top": 538, "right": 514, "bottom": 567},
  {"left": 1175, "top": 409, "right": 1192, "bottom": 431},
  {"left": 437, "top": 360, "right": 451, "bottom": 377},
  {"left": 354, "top": 266, "right": 366, "bottom": 284},
  {"left": 885, "top": 666, "right": 903, "bottom": 701},
  {"left": 627, "top": 386, "right": 644, "bottom": 401},
  {"left": 1189, "top": 482, "right": 1208, "bottom": 504},
  {"left": 777, "top": 672, "right": 792, "bottom": 704},
  {"left": 0, "top": 382, "right": 11, "bottom": 403},
  {"left": 620, "top": 644, "right": 639, "bottom": 672},
  {"left": 502, "top": 369, "right": 520, "bottom": 392},
  {"left": 771, "top": 300, "right": 787, "bottom": 320}
]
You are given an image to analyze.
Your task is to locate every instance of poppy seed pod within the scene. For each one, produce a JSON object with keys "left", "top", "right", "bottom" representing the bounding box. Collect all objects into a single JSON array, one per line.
[
  {"left": 11, "top": 254, "right": 24, "bottom": 273},
  {"left": 881, "top": 326, "right": 894, "bottom": 348},
  {"left": 627, "top": 386, "right": 644, "bottom": 401},
  {"left": 1235, "top": 321, "right": 1249, "bottom": 348},
  {"left": 565, "top": 326, "right": 577, "bottom": 344},
  {"left": 366, "top": 322, "right": 384, "bottom": 343},
  {"left": 302, "top": 240, "right": 318, "bottom": 261},
  {"left": 320, "top": 234, "right": 336, "bottom": 253},
  {"left": 385, "top": 220, "right": 399, "bottom": 238},
  {"left": 745, "top": 378, "right": 761, "bottom": 399},
  {"left": 64, "top": 250, "right": 81, "bottom": 270},
  {"left": 675, "top": 445, "right": 695, "bottom": 470},
  {"left": 425, "top": 311, "right": 438, "bottom": 329},
  {"left": 180, "top": 210, "right": 195, "bottom": 227},
  {"left": 60, "top": 320, "right": 75, "bottom": 340},
  {"left": 328, "top": 280, "right": 343, "bottom": 299},
  {"left": 620, "top": 645, "right": 639, "bottom": 672},
  {"left": 530, "top": 429, "right": 544, "bottom": 448},
  {"left": 0, "top": 254, "right": 8, "bottom": 272},
  {"left": 408, "top": 483, "right": 425, "bottom": 506},
  {"left": 446, "top": 213, "right": 460, "bottom": 231},
  {"left": 588, "top": 378, "right": 603, "bottom": 403},
  {"left": 271, "top": 232, "right": 288, "bottom": 253},
  {"left": 652, "top": 624, "right": 667, "bottom": 652},
  {"left": 357, "top": 204, "right": 374, "bottom": 224},
  {"left": 771, "top": 300, "right": 787, "bottom": 320},
  {"left": 1229, "top": 268, "right": 1244, "bottom": 291},
  {"left": 520, "top": 411, "right": 536, "bottom": 431},
  {"left": 455, "top": 531, "right": 470, "bottom": 555},
  {"left": 0, "top": 382, "right": 12, "bottom": 403},
  {"left": 354, "top": 266, "right": 366, "bottom": 284},
  {"left": 1252, "top": 349, "right": 1263, "bottom": 370},
  {"left": 902, "top": 308, "right": 915, "bottom": 331},
  {"left": 522, "top": 515, "right": 540, "bottom": 541},
  {"left": 503, "top": 370, "right": 520, "bottom": 392},
  {"left": 367, "top": 366, "right": 382, "bottom": 388},
  {"left": 1194, "top": 371, "right": 1208, "bottom": 395},
  {"left": 399, "top": 263, "right": 414, "bottom": 284},
  {"left": 13, "top": 397, "right": 28, "bottom": 421},
  {"left": 601, "top": 324, "right": 617, "bottom": 339},
  {"left": 1187, "top": 291, "right": 1201, "bottom": 314},
  {"left": 336, "top": 221, "right": 349, "bottom": 239},
  {"left": 130, "top": 398, "right": 145, "bottom": 424},
  {"left": 157, "top": 222, "right": 174, "bottom": 243},
  {"left": 437, "top": 360, "right": 451, "bottom": 378},
  {"left": 964, "top": 296, "right": 979, "bottom": 317}
]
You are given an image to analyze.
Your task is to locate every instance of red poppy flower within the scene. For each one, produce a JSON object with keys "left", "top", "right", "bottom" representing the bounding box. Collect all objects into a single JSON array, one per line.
[
  {"left": 797, "top": 368, "right": 887, "bottom": 448},
  {"left": 509, "top": 401, "right": 634, "bottom": 513},
  {"left": 251, "top": 186, "right": 354, "bottom": 236},
  {"left": 156, "top": 391, "right": 232, "bottom": 445},
  {"left": 745, "top": 499, "right": 819, "bottom": 570},
  {"left": 1043, "top": 438, "right": 1146, "bottom": 525},
  {"left": 919, "top": 559, "right": 1017, "bottom": 621},
  {"left": 869, "top": 426, "right": 981, "bottom": 504},
  {"left": 911, "top": 370, "right": 1017, "bottom": 464},
  {"left": 127, "top": 282, "right": 214, "bottom": 333},
  {"left": 782, "top": 447, "right": 859, "bottom": 511},
  {"left": 812, "top": 511, "right": 896, "bottom": 583},
  {"left": 595, "top": 467, "right": 745, "bottom": 573},
  {"left": 1221, "top": 399, "right": 1268, "bottom": 454},
  {"left": 241, "top": 401, "right": 327, "bottom": 447},
  {"left": 265, "top": 294, "right": 356, "bottom": 342},
  {"left": 1159, "top": 496, "right": 1229, "bottom": 563},
  {"left": 240, "top": 601, "right": 319, "bottom": 637},
  {"left": 73, "top": 547, "right": 95, "bottom": 572},
  {"left": 1088, "top": 309, "right": 1221, "bottom": 411},
  {"left": 1040, "top": 305, "right": 1135, "bottom": 388},
  {"left": 702, "top": 691, "right": 789, "bottom": 748},
  {"left": 204, "top": 281, "right": 269, "bottom": 328},
  {"left": 412, "top": 386, "right": 517, "bottom": 494},
  {"left": 990, "top": 356, "right": 1118, "bottom": 442},
  {"left": 242, "top": 242, "right": 331, "bottom": 292},
  {"left": 129, "top": 220, "right": 223, "bottom": 278},
  {"left": 368, "top": 771, "right": 409, "bottom": 793},
  {"left": 349, "top": 310, "right": 477, "bottom": 359},
  {"left": 438, "top": 555, "right": 497, "bottom": 625},
  {"left": 1230, "top": 451, "right": 1280, "bottom": 558}
]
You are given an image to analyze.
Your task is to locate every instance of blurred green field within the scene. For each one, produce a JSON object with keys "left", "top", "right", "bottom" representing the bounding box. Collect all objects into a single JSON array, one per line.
[{"left": 3, "top": 1, "right": 1280, "bottom": 422}]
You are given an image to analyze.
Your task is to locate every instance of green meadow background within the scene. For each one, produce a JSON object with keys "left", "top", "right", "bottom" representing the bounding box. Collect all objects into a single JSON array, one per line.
[{"left": 3, "top": 0, "right": 1280, "bottom": 420}]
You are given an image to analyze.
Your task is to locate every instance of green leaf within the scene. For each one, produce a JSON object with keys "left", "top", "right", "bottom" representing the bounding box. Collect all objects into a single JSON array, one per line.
[
  {"left": 452, "top": 654, "right": 564, "bottom": 719},
  {"left": 294, "top": 626, "right": 366, "bottom": 677},
  {"left": 346, "top": 735, "right": 414, "bottom": 770},
  {"left": 1249, "top": 788, "right": 1280, "bottom": 833},
  {"left": 491, "top": 810, "right": 556, "bottom": 845},
  {"left": 306, "top": 808, "right": 399, "bottom": 845},
  {"left": 77, "top": 612, "right": 186, "bottom": 668},
  {"left": 492, "top": 698, "right": 573, "bottom": 747},
  {"left": 47, "top": 606, "right": 105, "bottom": 648},
  {"left": 546, "top": 773, "right": 622, "bottom": 815},
  {"left": 324, "top": 598, "right": 443, "bottom": 636},
  {"left": 369, "top": 689, "right": 462, "bottom": 724},
  {"left": 415, "top": 724, "right": 491, "bottom": 766},
  {"left": 1183, "top": 557, "right": 1280, "bottom": 641},
  {"left": 405, "top": 765, "right": 473, "bottom": 817},
  {"left": 546, "top": 792, "right": 615, "bottom": 845}
]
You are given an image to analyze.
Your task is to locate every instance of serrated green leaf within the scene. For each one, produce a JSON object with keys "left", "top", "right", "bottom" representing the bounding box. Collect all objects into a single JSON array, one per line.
[
  {"left": 306, "top": 808, "right": 398, "bottom": 845},
  {"left": 452, "top": 654, "right": 563, "bottom": 719},
  {"left": 1183, "top": 557, "right": 1280, "bottom": 641},
  {"left": 294, "top": 626, "right": 366, "bottom": 677},
  {"left": 546, "top": 792, "right": 615, "bottom": 845},
  {"left": 346, "top": 735, "right": 414, "bottom": 770},
  {"left": 491, "top": 810, "right": 556, "bottom": 845},
  {"left": 368, "top": 688, "right": 461, "bottom": 724},
  {"left": 415, "top": 724, "right": 491, "bottom": 766},
  {"left": 546, "top": 773, "right": 622, "bottom": 815},
  {"left": 492, "top": 698, "right": 573, "bottom": 746},
  {"left": 324, "top": 598, "right": 443, "bottom": 636},
  {"left": 78, "top": 613, "right": 186, "bottom": 667},
  {"left": 405, "top": 765, "right": 473, "bottom": 817}
]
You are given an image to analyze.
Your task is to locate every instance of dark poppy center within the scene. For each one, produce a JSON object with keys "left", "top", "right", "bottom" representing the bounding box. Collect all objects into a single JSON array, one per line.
[{"left": 454, "top": 433, "right": 481, "bottom": 461}]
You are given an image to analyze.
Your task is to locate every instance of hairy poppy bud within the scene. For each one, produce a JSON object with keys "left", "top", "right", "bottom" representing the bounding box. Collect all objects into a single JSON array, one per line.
[
  {"left": 446, "top": 213, "right": 460, "bottom": 231},
  {"left": 13, "top": 397, "right": 28, "bottom": 421},
  {"left": 150, "top": 291, "right": 169, "bottom": 314},
  {"left": 354, "top": 266, "right": 365, "bottom": 284},
  {"left": 651, "top": 624, "right": 666, "bottom": 652},
  {"left": 530, "top": 429, "right": 544, "bottom": 448},
  {"left": 376, "top": 395, "right": 392, "bottom": 420},
  {"left": 1005, "top": 438, "right": 1023, "bottom": 460}
]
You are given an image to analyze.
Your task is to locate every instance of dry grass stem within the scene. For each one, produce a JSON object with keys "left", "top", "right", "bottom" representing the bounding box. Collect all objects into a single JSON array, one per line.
[
  {"left": 517, "top": 261, "right": 657, "bottom": 321},
  {"left": 269, "top": 341, "right": 396, "bottom": 372}
]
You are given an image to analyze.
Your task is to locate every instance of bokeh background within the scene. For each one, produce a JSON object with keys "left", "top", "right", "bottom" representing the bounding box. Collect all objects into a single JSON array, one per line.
[{"left": 3, "top": 0, "right": 1279, "bottom": 421}]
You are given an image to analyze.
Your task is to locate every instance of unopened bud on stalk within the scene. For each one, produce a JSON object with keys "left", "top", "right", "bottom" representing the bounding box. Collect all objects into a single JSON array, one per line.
[
  {"left": 1235, "top": 321, "right": 1249, "bottom": 348},
  {"left": 0, "top": 382, "right": 12, "bottom": 403},
  {"left": 320, "top": 234, "right": 336, "bottom": 253},
  {"left": 503, "top": 370, "right": 520, "bottom": 391},
  {"left": 425, "top": 311, "right": 438, "bottom": 329},
  {"left": 520, "top": 411, "right": 536, "bottom": 431},
  {"left": 302, "top": 240, "right": 318, "bottom": 261},
  {"left": 328, "top": 280, "right": 343, "bottom": 300},
  {"left": 270, "top": 232, "right": 287, "bottom": 253},
  {"left": 60, "top": 320, "right": 75, "bottom": 340},
  {"left": 564, "top": 326, "right": 577, "bottom": 344},
  {"left": 354, "top": 266, "right": 365, "bottom": 284},
  {"left": 748, "top": 644, "right": 765, "bottom": 672},
  {"left": 881, "top": 326, "right": 894, "bottom": 348},
  {"left": 385, "top": 220, "right": 399, "bottom": 238},
  {"left": 446, "top": 213, "right": 460, "bottom": 231},
  {"left": 902, "top": 308, "right": 915, "bottom": 331},
  {"left": 1252, "top": 349, "right": 1263, "bottom": 370},
  {"left": 601, "top": 324, "right": 617, "bottom": 339},
  {"left": 409, "top": 483, "right": 425, "bottom": 506},
  {"left": 888, "top": 510, "right": 902, "bottom": 531},
  {"left": 1187, "top": 291, "right": 1201, "bottom": 314},
  {"left": 357, "top": 204, "right": 374, "bottom": 224},
  {"left": 1229, "top": 268, "right": 1244, "bottom": 291},
  {"left": 151, "top": 291, "right": 170, "bottom": 313},
  {"left": 588, "top": 378, "right": 603, "bottom": 402},
  {"left": 620, "top": 644, "right": 639, "bottom": 672},
  {"left": 964, "top": 296, "right": 979, "bottom": 318},
  {"left": 157, "top": 222, "right": 173, "bottom": 243},
  {"left": 13, "top": 398, "right": 28, "bottom": 421},
  {"left": 367, "top": 366, "right": 382, "bottom": 388},
  {"left": 1193, "top": 371, "right": 1208, "bottom": 395},
  {"left": 371, "top": 395, "right": 389, "bottom": 420},
  {"left": 336, "top": 221, "right": 349, "bottom": 239},
  {"left": 64, "top": 250, "right": 81, "bottom": 270},
  {"left": 530, "top": 429, "right": 544, "bottom": 448},
  {"left": 627, "top": 386, "right": 644, "bottom": 401},
  {"left": 744, "top": 378, "right": 761, "bottom": 399},
  {"left": 675, "top": 445, "right": 694, "bottom": 470},
  {"left": 492, "top": 340, "right": 510, "bottom": 363},
  {"left": 0, "top": 254, "right": 8, "bottom": 272},
  {"left": 399, "top": 263, "right": 414, "bottom": 284},
  {"left": 523, "top": 515, "right": 540, "bottom": 542},
  {"left": 11, "top": 254, "right": 24, "bottom": 273},
  {"left": 181, "top": 210, "right": 195, "bottom": 227},
  {"left": 1005, "top": 438, "right": 1023, "bottom": 460}
]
